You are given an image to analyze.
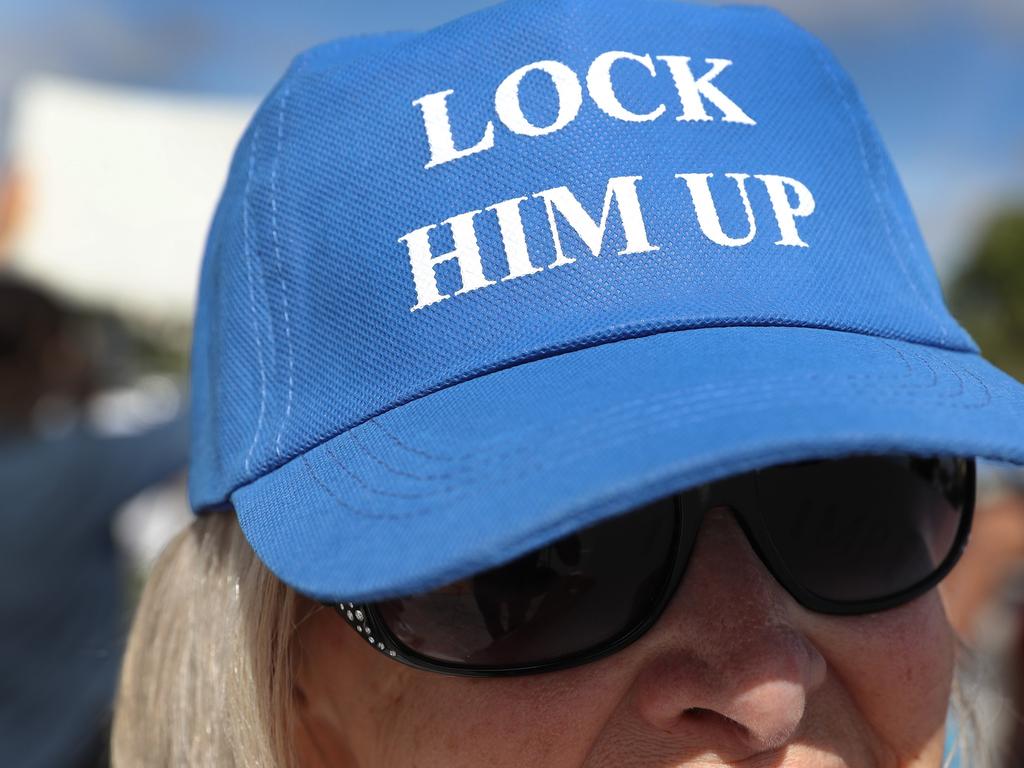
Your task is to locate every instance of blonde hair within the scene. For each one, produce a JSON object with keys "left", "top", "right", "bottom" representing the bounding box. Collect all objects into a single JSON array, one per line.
[
  {"left": 114, "top": 511, "right": 988, "bottom": 768},
  {"left": 112, "top": 511, "right": 301, "bottom": 768}
]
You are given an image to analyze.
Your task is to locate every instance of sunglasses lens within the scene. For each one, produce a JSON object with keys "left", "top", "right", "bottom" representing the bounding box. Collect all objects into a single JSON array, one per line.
[
  {"left": 376, "top": 497, "right": 678, "bottom": 669},
  {"left": 758, "top": 455, "right": 970, "bottom": 604}
]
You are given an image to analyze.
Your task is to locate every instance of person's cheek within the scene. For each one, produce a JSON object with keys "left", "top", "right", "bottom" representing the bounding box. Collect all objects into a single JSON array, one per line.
[
  {"left": 804, "top": 590, "right": 956, "bottom": 767},
  {"left": 378, "top": 662, "right": 630, "bottom": 768}
]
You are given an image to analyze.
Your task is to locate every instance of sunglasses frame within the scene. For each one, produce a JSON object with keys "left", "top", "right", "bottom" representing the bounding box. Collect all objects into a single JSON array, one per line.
[{"left": 330, "top": 456, "right": 975, "bottom": 678}]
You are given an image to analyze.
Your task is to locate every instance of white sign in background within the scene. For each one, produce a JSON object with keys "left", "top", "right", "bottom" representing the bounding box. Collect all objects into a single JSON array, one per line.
[{"left": 5, "top": 75, "right": 253, "bottom": 322}]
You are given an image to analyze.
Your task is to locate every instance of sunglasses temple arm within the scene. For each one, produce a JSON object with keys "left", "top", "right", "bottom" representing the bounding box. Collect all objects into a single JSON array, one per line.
[{"left": 332, "top": 601, "right": 401, "bottom": 659}]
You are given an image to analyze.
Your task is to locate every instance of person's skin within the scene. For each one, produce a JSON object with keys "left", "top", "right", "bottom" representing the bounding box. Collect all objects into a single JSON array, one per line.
[
  {"left": 942, "top": 489, "right": 1024, "bottom": 640},
  {"left": 291, "top": 508, "right": 957, "bottom": 767}
]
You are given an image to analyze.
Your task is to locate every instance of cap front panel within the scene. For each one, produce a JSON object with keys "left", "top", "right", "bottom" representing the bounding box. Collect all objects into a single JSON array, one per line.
[{"left": 190, "top": 0, "right": 975, "bottom": 507}]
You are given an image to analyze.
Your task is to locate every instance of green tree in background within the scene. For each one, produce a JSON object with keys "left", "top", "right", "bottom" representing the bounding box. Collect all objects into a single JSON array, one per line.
[{"left": 948, "top": 208, "right": 1024, "bottom": 383}]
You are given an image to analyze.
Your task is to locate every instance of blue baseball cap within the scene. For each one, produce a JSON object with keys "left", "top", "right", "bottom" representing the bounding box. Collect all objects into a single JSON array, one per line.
[{"left": 190, "top": 0, "right": 1024, "bottom": 602}]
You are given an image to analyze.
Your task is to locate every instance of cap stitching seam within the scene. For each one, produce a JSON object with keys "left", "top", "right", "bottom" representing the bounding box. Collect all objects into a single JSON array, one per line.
[
  {"left": 321, "top": 342, "right": 990, "bottom": 500},
  {"left": 277, "top": 342, "right": 991, "bottom": 511},
  {"left": 271, "top": 84, "right": 296, "bottom": 458},
  {"left": 243, "top": 122, "right": 269, "bottom": 474},
  {"left": 292, "top": 355, "right": 990, "bottom": 516}
]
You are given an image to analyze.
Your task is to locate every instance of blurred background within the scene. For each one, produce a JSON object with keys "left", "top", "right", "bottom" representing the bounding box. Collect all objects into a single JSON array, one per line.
[{"left": 0, "top": 1, "right": 1021, "bottom": 766}]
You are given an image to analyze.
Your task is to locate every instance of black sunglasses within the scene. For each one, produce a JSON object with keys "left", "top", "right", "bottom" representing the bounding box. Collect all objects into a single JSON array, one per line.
[{"left": 330, "top": 454, "right": 974, "bottom": 677}]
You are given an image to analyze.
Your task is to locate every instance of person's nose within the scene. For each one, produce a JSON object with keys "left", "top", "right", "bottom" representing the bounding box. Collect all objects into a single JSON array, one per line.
[{"left": 628, "top": 507, "right": 827, "bottom": 760}]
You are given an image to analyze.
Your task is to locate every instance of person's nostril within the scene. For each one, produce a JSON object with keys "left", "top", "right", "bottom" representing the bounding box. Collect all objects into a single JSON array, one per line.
[
  {"left": 681, "top": 707, "right": 713, "bottom": 720},
  {"left": 672, "top": 706, "right": 768, "bottom": 758},
  {"left": 680, "top": 707, "right": 747, "bottom": 736}
]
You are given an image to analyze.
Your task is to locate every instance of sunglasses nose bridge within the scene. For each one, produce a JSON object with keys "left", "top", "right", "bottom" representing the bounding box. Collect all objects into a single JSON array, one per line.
[
  {"left": 689, "top": 473, "right": 760, "bottom": 519},
  {"left": 677, "top": 479, "right": 778, "bottom": 587},
  {"left": 667, "top": 490, "right": 798, "bottom": 621}
]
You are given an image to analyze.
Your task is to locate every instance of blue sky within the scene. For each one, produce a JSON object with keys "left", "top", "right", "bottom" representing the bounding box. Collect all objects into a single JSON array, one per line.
[{"left": 2, "top": 0, "right": 1022, "bottom": 275}]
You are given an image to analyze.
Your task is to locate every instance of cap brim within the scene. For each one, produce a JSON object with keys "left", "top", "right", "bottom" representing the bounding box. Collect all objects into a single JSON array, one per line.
[{"left": 231, "top": 326, "right": 1024, "bottom": 602}]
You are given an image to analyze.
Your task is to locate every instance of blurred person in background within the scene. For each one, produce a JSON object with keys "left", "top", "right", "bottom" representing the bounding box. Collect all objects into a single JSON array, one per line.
[{"left": 0, "top": 276, "right": 188, "bottom": 768}]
